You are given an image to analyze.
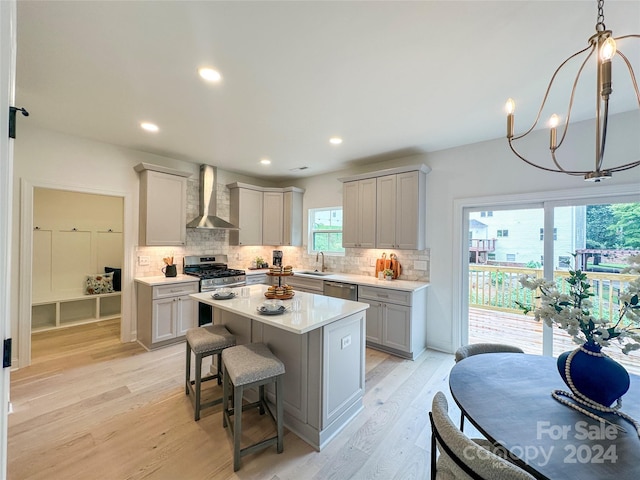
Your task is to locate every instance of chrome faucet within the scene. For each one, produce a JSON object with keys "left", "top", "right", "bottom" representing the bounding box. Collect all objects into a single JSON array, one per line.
[{"left": 315, "top": 251, "right": 325, "bottom": 272}]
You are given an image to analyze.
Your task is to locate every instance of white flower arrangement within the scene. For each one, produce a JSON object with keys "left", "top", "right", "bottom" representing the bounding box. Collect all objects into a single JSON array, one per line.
[{"left": 518, "top": 254, "right": 640, "bottom": 354}]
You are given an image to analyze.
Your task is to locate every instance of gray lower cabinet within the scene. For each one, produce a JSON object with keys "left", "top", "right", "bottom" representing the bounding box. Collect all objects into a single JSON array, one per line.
[
  {"left": 358, "top": 285, "right": 427, "bottom": 360},
  {"left": 279, "top": 275, "right": 324, "bottom": 294},
  {"left": 136, "top": 280, "right": 198, "bottom": 349}
]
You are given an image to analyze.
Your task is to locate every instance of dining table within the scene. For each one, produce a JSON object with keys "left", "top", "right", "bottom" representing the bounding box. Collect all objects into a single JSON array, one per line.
[{"left": 448, "top": 353, "right": 640, "bottom": 480}]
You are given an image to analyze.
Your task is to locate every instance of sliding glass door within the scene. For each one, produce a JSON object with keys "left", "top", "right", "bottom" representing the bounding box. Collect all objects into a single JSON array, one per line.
[
  {"left": 464, "top": 196, "right": 640, "bottom": 373},
  {"left": 467, "top": 205, "right": 544, "bottom": 354}
]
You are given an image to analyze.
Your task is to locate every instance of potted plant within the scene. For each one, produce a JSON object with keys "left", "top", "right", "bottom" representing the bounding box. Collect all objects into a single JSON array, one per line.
[
  {"left": 383, "top": 268, "right": 394, "bottom": 280},
  {"left": 517, "top": 254, "right": 640, "bottom": 432}
]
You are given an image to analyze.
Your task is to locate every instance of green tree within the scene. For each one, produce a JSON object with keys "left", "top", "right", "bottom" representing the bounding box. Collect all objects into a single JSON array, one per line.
[
  {"left": 611, "top": 203, "right": 640, "bottom": 248},
  {"left": 586, "top": 204, "right": 617, "bottom": 249}
]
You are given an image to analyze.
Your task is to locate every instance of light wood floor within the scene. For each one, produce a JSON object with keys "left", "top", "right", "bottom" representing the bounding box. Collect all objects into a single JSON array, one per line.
[{"left": 8, "top": 319, "right": 461, "bottom": 480}]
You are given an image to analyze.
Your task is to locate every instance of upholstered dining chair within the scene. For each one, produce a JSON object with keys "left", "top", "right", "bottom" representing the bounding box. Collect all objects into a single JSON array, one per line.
[
  {"left": 429, "top": 391, "right": 536, "bottom": 480},
  {"left": 454, "top": 343, "right": 524, "bottom": 430}
]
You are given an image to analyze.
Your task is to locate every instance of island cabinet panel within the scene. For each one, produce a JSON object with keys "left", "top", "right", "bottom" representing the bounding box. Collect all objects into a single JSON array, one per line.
[
  {"left": 207, "top": 301, "right": 366, "bottom": 451},
  {"left": 216, "top": 309, "right": 253, "bottom": 345},
  {"left": 322, "top": 312, "right": 365, "bottom": 428},
  {"left": 259, "top": 324, "right": 309, "bottom": 424}
]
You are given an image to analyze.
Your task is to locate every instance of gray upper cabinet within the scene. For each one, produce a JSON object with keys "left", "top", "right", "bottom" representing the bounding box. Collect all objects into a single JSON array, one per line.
[
  {"left": 228, "top": 183, "right": 305, "bottom": 247},
  {"left": 134, "top": 163, "right": 191, "bottom": 246},
  {"left": 342, "top": 178, "right": 377, "bottom": 248},
  {"left": 262, "top": 191, "right": 284, "bottom": 246},
  {"left": 228, "top": 184, "right": 263, "bottom": 246},
  {"left": 376, "top": 170, "right": 426, "bottom": 250},
  {"left": 340, "top": 164, "right": 429, "bottom": 250},
  {"left": 282, "top": 188, "right": 304, "bottom": 246}
]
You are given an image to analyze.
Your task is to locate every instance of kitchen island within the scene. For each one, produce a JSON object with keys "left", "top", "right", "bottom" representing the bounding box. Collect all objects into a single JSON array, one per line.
[{"left": 191, "top": 284, "right": 369, "bottom": 451}]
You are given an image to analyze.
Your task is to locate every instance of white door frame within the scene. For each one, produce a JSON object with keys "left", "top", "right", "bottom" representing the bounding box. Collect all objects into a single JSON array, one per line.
[
  {"left": 18, "top": 180, "right": 134, "bottom": 367},
  {"left": 453, "top": 183, "right": 640, "bottom": 353},
  {"left": 0, "top": 1, "right": 16, "bottom": 476}
]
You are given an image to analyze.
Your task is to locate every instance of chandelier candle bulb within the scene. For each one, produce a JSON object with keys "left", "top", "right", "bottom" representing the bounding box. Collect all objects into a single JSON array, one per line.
[
  {"left": 505, "top": 98, "right": 515, "bottom": 138},
  {"left": 549, "top": 114, "right": 559, "bottom": 149},
  {"left": 600, "top": 36, "right": 616, "bottom": 61},
  {"left": 600, "top": 52, "right": 613, "bottom": 99}
]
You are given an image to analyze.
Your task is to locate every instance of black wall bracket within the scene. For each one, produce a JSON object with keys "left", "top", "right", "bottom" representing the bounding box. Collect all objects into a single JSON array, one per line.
[
  {"left": 3, "top": 338, "right": 11, "bottom": 368},
  {"left": 9, "top": 106, "right": 29, "bottom": 139}
]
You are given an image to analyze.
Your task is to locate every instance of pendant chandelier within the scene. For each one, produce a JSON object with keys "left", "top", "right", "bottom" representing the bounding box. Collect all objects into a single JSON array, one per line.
[{"left": 505, "top": 0, "right": 640, "bottom": 182}]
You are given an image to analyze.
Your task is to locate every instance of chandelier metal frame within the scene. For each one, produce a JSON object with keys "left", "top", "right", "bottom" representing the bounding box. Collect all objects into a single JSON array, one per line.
[{"left": 506, "top": 0, "right": 640, "bottom": 182}]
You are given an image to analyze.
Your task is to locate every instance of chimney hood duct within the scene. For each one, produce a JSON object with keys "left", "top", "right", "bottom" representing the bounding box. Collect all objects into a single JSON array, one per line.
[{"left": 186, "top": 165, "right": 239, "bottom": 230}]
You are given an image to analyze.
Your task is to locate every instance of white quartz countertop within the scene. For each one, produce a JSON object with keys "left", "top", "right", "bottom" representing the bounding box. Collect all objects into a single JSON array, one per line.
[
  {"left": 231, "top": 267, "right": 429, "bottom": 292},
  {"left": 134, "top": 275, "right": 199, "bottom": 287},
  {"left": 292, "top": 271, "right": 429, "bottom": 292},
  {"left": 190, "top": 284, "right": 369, "bottom": 335}
]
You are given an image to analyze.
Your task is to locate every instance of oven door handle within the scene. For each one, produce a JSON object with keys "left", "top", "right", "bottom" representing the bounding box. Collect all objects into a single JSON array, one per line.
[{"left": 203, "top": 281, "right": 246, "bottom": 291}]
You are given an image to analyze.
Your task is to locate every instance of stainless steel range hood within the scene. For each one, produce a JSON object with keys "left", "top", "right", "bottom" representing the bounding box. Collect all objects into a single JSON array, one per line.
[{"left": 186, "top": 165, "right": 239, "bottom": 230}]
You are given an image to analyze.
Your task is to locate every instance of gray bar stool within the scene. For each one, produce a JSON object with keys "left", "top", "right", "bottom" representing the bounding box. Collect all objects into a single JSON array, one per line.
[
  {"left": 221, "top": 343, "right": 285, "bottom": 471},
  {"left": 185, "top": 325, "right": 236, "bottom": 421}
]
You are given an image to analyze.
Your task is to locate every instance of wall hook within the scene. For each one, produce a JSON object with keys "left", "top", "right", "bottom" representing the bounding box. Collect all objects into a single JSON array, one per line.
[{"left": 9, "top": 106, "right": 29, "bottom": 139}]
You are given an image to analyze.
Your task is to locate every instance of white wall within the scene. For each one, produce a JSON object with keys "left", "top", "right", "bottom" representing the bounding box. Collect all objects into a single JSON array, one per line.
[
  {"left": 423, "top": 111, "right": 640, "bottom": 352},
  {"left": 10, "top": 123, "right": 266, "bottom": 365},
  {"left": 11, "top": 110, "right": 640, "bottom": 363}
]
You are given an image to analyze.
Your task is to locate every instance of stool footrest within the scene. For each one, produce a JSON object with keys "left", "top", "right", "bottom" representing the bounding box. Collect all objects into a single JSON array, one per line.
[
  {"left": 189, "top": 372, "right": 221, "bottom": 387},
  {"left": 222, "top": 343, "right": 284, "bottom": 471},
  {"left": 240, "top": 436, "right": 280, "bottom": 458}
]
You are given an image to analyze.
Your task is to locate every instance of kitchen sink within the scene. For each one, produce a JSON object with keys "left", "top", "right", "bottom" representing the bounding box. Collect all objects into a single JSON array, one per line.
[{"left": 297, "top": 270, "right": 332, "bottom": 276}]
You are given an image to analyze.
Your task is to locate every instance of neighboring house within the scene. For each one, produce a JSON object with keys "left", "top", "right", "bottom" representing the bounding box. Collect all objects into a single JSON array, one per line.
[{"left": 469, "top": 207, "right": 585, "bottom": 268}]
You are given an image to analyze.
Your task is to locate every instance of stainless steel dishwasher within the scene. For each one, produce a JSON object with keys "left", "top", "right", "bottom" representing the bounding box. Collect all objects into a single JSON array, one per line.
[{"left": 323, "top": 281, "right": 358, "bottom": 300}]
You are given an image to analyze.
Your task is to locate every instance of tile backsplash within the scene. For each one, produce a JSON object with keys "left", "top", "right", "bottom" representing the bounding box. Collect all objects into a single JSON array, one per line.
[
  {"left": 135, "top": 243, "right": 430, "bottom": 282},
  {"left": 135, "top": 177, "right": 430, "bottom": 282}
]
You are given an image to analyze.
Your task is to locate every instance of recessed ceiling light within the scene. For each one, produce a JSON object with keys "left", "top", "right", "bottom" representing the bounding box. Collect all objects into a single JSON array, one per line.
[
  {"left": 260, "top": 158, "right": 271, "bottom": 165},
  {"left": 329, "top": 137, "right": 343, "bottom": 145},
  {"left": 140, "top": 122, "right": 159, "bottom": 133},
  {"left": 198, "top": 67, "right": 222, "bottom": 82}
]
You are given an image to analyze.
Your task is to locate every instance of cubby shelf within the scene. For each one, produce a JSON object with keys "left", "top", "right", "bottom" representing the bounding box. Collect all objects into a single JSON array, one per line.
[{"left": 31, "top": 292, "right": 121, "bottom": 332}]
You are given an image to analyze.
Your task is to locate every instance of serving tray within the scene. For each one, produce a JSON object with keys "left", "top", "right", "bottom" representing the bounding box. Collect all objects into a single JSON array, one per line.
[{"left": 264, "top": 291, "right": 295, "bottom": 300}]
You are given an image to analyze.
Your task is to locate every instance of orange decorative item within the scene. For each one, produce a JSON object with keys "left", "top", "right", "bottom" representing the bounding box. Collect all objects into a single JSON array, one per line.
[
  {"left": 389, "top": 253, "right": 402, "bottom": 279},
  {"left": 375, "top": 253, "right": 387, "bottom": 278}
]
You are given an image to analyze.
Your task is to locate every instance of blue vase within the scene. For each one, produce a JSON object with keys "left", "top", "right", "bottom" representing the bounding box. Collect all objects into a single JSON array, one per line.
[{"left": 557, "top": 342, "right": 630, "bottom": 407}]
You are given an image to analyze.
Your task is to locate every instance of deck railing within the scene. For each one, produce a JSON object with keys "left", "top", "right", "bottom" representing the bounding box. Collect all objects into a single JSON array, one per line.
[
  {"left": 469, "top": 239, "right": 496, "bottom": 251},
  {"left": 469, "top": 265, "right": 638, "bottom": 320}
]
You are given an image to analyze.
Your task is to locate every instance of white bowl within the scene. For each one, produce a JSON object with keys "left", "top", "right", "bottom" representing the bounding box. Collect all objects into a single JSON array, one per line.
[{"left": 263, "top": 299, "right": 283, "bottom": 311}]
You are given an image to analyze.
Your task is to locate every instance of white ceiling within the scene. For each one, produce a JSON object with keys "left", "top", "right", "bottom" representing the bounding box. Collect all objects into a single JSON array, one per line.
[{"left": 15, "top": 1, "right": 640, "bottom": 179}]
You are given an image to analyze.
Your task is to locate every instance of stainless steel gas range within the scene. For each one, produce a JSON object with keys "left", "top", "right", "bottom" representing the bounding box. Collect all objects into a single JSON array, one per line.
[{"left": 183, "top": 254, "right": 246, "bottom": 325}]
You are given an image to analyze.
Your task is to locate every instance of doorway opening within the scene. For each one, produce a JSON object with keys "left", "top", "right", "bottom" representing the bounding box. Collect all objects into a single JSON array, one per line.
[{"left": 30, "top": 187, "right": 124, "bottom": 364}]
